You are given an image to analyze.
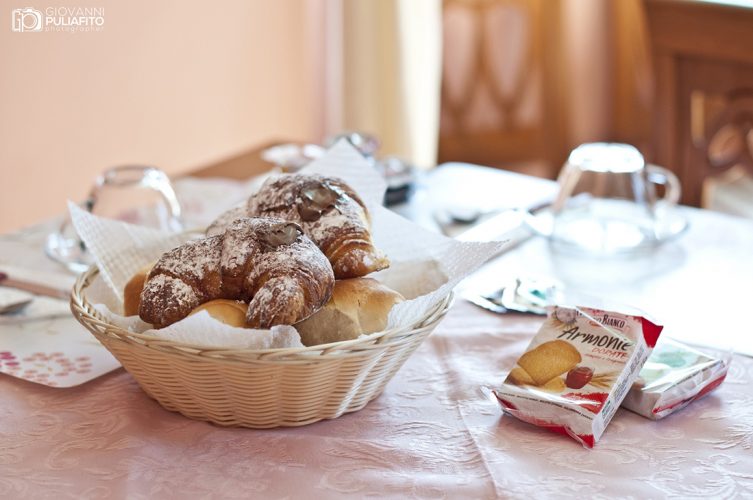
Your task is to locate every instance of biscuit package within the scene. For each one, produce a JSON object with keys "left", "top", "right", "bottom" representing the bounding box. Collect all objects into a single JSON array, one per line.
[
  {"left": 495, "top": 305, "right": 663, "bottom": 448},
  {"left": 621, "top": 338, "right": 730, "bottom": 420}
]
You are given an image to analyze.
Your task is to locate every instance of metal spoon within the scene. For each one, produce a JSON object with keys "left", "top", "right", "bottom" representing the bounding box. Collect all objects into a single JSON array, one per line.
[
  {"left": 0, "top": 282, "right": 35, "bottom": 315},
  {"left": 0, "top": 297, "right": 33, "bottom": 315}
]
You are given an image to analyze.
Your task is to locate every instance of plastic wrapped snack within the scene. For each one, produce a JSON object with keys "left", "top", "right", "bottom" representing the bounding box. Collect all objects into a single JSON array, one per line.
[
  {"left": 494, "top": 305, "right": 663, "bottom": 448},
  {"left": 621, "top": 338, "right": 730, "bottom": 420}
]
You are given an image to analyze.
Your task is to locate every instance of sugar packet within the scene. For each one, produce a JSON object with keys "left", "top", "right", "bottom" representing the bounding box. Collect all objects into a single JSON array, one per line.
[
  {"left": 621, "top": 338, "right": 730, "bottom": 420},
  {"left": 494, "top": 305, "right": 663, "bottom": 448}
]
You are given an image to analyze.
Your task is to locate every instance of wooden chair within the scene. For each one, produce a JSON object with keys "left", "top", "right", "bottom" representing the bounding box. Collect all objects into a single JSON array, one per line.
[
  {"left": 644, "top": 0, "right": 753, "bottom": 207},
  {"left": 438, "top": 0, "right": 569, "bottom": 178}
]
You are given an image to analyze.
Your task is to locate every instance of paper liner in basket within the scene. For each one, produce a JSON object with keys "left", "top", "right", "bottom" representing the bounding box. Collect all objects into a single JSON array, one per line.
[{"left": 70, "top": 140, "right": 510, "bottom": 348}]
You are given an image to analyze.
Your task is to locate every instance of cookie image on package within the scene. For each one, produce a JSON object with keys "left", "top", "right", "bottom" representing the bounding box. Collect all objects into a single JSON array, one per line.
[
  {"left": 506, "top": 367, "right": 536, "bottom": 386},
  {"left": 506, "top": 366, "right": 567, "bottom": 393},
  {"left": 517, "top": 340, "right": 582, "bottom": 386},
  {"left": 539, "top": 376, "right": 566, "bottom": 392}
]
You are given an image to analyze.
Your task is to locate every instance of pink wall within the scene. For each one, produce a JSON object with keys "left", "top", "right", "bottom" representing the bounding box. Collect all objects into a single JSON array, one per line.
[{"left": 0, "top": 0, "right": 318, "bottom": 233}]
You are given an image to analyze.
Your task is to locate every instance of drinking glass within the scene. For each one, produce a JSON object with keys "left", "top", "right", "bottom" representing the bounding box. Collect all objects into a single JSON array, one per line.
[{"left": 45, "top": 165, "right": 183, "bottom": 273}]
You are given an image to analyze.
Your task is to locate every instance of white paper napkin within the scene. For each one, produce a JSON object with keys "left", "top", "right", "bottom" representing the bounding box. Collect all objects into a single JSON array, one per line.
[{"left": 70, "top": 140, "right": 510, "bottom": 348}]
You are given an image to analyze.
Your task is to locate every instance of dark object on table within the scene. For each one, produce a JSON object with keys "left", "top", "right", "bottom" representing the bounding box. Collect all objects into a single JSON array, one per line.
[{"left": 377, "top": 157, "right": 415, "bottom": 206}]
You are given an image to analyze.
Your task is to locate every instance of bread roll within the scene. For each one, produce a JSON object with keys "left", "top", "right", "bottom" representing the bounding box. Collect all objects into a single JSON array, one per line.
[
  {"left": 123, "top": 263, "right": 154, "bottom": 317},
  {"left": 188, "top": 299, "right": 249, "bottom": 328},
  {"left": 294, "top": 278, "right": 404, "bottom": 346}
]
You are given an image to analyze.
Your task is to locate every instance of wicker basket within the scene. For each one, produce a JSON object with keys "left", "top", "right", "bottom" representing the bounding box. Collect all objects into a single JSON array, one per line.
[{"left": 70, "top": 267, "right": 453, "bottom": 428}]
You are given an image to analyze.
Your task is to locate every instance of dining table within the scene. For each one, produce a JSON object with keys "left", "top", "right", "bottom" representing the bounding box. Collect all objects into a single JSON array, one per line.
[{"left": 2, "top": 145, "right": 753, "bottom": 499}]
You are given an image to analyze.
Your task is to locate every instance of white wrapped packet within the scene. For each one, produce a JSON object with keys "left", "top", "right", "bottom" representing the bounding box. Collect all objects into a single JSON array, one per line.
[{"left": 622, "top": 339, "right": 730, "bottom": 420}]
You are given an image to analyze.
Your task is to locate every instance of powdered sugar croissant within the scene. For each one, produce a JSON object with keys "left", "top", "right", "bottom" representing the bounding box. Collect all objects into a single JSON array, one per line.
[
  {"left": 139, "top": 217, "right": 334, "bottom": 329},
  {"left": 208, "top": 174, "right": 389, "bottom": 279}
]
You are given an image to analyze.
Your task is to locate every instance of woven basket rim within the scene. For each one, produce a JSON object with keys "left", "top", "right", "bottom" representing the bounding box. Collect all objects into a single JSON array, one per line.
[{"left": 71, "top": 265, "right": 453, "bottom": 358}]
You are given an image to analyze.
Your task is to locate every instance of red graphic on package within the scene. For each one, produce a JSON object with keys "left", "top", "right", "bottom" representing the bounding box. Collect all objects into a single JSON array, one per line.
[{"left": 562, "top": 391, "right": 609, "bottom": 413}]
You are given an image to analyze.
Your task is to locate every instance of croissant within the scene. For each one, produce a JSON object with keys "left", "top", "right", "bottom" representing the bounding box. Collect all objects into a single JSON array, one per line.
[
  {"left": 139, "top": 217, "right": 334, "bottom": 329},
  {"left": 208, "top": 174, "right": 389, "bottom": 279}
]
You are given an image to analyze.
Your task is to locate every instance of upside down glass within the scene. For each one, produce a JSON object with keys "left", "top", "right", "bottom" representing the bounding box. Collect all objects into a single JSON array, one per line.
[
  {"left": 549, "top": 143, "right": 683, "bottom": 255},
  {"left": 46, "top": 165, "right": 183, "bottom": 273}
]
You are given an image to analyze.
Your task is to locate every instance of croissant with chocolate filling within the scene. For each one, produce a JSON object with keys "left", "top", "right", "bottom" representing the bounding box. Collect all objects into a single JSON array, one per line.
[
  {"left": 139, "top": 217, "right": 334, "bottom": 329},
  {"left": 207, "top": 174, "right": 389, "bottom": 279}
]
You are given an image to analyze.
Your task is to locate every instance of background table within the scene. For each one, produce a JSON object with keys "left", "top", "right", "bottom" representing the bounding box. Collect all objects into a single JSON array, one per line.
[{"left": 2, "top": 156, "right": 753, "bottom": 498}]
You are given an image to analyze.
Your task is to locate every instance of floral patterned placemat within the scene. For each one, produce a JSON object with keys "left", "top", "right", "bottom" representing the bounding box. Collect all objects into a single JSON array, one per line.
[{"left": 0, "top": 294, "right": 121, "bottom": 387}]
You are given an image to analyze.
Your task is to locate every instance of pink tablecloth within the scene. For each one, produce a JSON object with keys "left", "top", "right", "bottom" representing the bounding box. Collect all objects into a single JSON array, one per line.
[{"left": 2, "top": 300, "right": 752, "bottom": 499}]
